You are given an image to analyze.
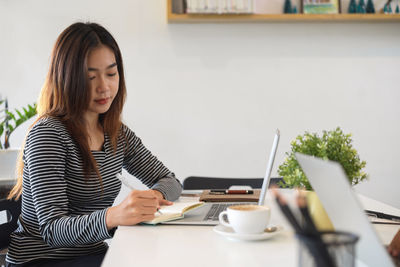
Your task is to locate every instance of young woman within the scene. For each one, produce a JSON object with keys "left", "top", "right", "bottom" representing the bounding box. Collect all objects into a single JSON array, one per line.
[{"left": 6, "top": 22, "right": 182, "bottom": 267}]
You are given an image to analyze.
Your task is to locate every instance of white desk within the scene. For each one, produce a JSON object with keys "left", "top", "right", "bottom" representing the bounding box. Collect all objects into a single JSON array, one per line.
[{"left": 102, "top": 190, "right": 400, "bottom": 267}]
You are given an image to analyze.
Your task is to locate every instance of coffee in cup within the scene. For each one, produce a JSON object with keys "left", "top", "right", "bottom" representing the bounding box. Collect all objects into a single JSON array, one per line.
[{"left": 218, "top": 205, "right": 270, "bottom": 234}]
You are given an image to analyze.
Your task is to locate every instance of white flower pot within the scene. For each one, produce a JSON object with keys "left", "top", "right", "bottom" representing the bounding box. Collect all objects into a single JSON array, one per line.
[{"left": 0, "top": 149, "right": 20, "bottom": 181}]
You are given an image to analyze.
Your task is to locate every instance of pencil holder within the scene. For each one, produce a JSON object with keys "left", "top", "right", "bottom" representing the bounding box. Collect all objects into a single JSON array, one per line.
[{"left": 297, "top": 231, "right": 359, "bottom": 267}]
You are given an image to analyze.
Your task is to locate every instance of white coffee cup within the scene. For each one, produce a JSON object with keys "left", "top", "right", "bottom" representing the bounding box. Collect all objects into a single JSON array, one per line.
[{"left": 219, "top": 205, "right": 271, "bottom": 234}]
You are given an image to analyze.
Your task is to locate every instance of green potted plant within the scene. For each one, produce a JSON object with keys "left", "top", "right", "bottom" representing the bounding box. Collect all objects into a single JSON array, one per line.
[
  {"left": 0, "top": 98, "right": 37, "bottom": 149},
  {"left": 0, "top": 97, "right": 37, "bottom": 182},
  {"left": 278, "top": 127, "right": 367, "bottom": 229}
]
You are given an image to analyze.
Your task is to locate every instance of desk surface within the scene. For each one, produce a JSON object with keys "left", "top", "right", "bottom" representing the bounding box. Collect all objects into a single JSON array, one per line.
[{"left": 102, "top": 189, "right": 400, "bottom": 267}]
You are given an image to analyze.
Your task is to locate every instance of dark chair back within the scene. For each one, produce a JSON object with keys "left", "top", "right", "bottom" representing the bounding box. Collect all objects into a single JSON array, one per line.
[
  {"left": 0, "top": 198, "right": 21, "bottom": 249},
  {"left": 182, "top": 176, "right": 284, "bottom": 190}
]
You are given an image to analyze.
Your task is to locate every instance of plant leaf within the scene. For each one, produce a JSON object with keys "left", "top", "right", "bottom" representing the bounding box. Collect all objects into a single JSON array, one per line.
[{"left": 15, "top": 109, "right": 23, "bottom": 120}]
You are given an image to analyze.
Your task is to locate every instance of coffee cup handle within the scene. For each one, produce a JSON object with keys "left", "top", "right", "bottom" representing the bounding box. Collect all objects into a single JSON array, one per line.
[{"left": 219, "top": 211, "right": 231, "bottom": 227}]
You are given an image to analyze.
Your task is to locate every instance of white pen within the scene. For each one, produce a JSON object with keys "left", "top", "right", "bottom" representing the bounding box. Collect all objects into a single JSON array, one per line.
[
  {"left": 116, "top": 173, "right": 136, "bottom": 190},
  {"left": 116, "top": 173, "right": 163, "bottom": 214}
]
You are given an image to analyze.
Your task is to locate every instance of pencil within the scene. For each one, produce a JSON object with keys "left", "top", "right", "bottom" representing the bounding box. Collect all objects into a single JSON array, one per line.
[
  {"left": 296, "top": 190, "right": 317, "bottom": 234},
  {"left": 272, "top": 188, "right": 303, "bottom": 233}
]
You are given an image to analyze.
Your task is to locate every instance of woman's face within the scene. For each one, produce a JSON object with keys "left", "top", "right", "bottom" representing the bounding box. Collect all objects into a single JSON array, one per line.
[{"left": 86, "top": 45, "right": 119, "bottom": 118}]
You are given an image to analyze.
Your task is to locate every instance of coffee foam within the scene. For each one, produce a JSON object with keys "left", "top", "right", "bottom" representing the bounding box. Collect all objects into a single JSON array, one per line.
[{"left": 229, "top": 205, "right": 265, "bottom": 211}]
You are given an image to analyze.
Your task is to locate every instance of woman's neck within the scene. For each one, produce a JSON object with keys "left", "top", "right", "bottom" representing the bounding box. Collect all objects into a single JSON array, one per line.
[
  {"left": 84, "top": 112, "right": 105, "bottom": 151},
  {"left": 84, "top": 112, "right": 101, "bottom": 132}
]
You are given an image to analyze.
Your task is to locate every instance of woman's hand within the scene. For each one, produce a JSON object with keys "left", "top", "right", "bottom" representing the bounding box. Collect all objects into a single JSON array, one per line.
[
  {"left": 106, "top": 189, "right": 170, "bottom": 229},
  {"left": 388, "top": 229, "right": 400, "bottom": 257},
  {"left": 151, "top": 189, "right": 173, "bottom": 207}
]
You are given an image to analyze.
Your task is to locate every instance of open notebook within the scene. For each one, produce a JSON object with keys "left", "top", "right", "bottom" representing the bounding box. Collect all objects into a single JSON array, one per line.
[{"left": 143, "top": 197, "right": 204, "bottom": 225}]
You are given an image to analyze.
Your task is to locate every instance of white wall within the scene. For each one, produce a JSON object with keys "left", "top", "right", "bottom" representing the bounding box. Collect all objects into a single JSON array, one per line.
[{"left": 1, "top": 0, "right": 399, "bottom": 207}]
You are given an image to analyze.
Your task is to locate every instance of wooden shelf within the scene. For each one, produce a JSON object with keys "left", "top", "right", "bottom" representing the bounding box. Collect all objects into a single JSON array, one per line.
[
  {"left": 168, "top": 13, "right": 400, "bottom": 23},
  {"left": 167, "top": 0, "right": 400, "bottom": 23}
]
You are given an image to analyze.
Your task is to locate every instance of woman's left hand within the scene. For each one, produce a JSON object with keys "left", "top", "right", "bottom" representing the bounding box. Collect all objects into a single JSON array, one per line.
[{"left": 151, "top": 190, "right": 173, "bottom": 206}]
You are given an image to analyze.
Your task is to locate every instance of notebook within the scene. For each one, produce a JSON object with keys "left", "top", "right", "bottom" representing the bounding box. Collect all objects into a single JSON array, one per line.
[
  {"left": 295, "top": 153, "right": 397, "bottom": 267},
  {"left": 143, "top": 197, "right": 204, "bottom": 225},
  {"left": 162, "top": 129, "right": 280, "bottom": 225}
]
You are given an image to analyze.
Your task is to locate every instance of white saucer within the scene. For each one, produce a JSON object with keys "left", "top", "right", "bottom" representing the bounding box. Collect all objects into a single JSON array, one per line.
[{"left": 213, "top": 224, "right": 283, "bottom": 241}]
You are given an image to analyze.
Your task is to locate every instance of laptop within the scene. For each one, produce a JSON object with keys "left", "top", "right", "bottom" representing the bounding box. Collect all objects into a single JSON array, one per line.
[
  {"left": 163, "top": 129, "right": 280, "bottom": 225},
  {"left": 295, "top": 153, "right": 396, "bottom": 267}
]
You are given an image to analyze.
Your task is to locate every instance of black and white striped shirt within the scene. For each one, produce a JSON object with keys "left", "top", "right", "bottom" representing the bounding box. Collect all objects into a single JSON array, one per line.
[{"left": 6, "top": 117, "right": 182, "bottom": 264}]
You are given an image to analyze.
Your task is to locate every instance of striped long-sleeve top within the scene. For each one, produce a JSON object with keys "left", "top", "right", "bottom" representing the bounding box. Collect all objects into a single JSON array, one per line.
[{"left": 6, "top": 116, "right": 182, "bottom": 265}]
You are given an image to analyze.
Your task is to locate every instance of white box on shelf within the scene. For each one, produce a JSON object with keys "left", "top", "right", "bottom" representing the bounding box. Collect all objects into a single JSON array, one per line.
[{"left": 187, "top": 0, "right": 254, "bottom": 14}]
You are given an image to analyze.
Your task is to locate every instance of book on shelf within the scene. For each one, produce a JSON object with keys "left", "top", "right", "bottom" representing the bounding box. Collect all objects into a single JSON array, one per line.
[
  {"left": 172, "top": 0, "right": 186, "bottom": 14},
  {"left": 143, "top": 197, "right": 204, "bottom": 225}
]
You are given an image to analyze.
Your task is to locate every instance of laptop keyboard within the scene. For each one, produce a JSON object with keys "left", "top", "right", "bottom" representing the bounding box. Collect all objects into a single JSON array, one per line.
[{"left": 203, "top": 203, "right": 256, "bottom": 221}]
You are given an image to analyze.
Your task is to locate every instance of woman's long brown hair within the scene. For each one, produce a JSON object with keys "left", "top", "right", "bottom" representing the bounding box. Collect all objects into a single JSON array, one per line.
[{"left": 8, "top": 22, "right": 127, "bottom": 200}]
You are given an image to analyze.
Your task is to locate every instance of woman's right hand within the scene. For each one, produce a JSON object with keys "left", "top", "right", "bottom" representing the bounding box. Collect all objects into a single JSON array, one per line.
[{"left": 105, "top": 190, "right": 160, "bottom": 229}]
